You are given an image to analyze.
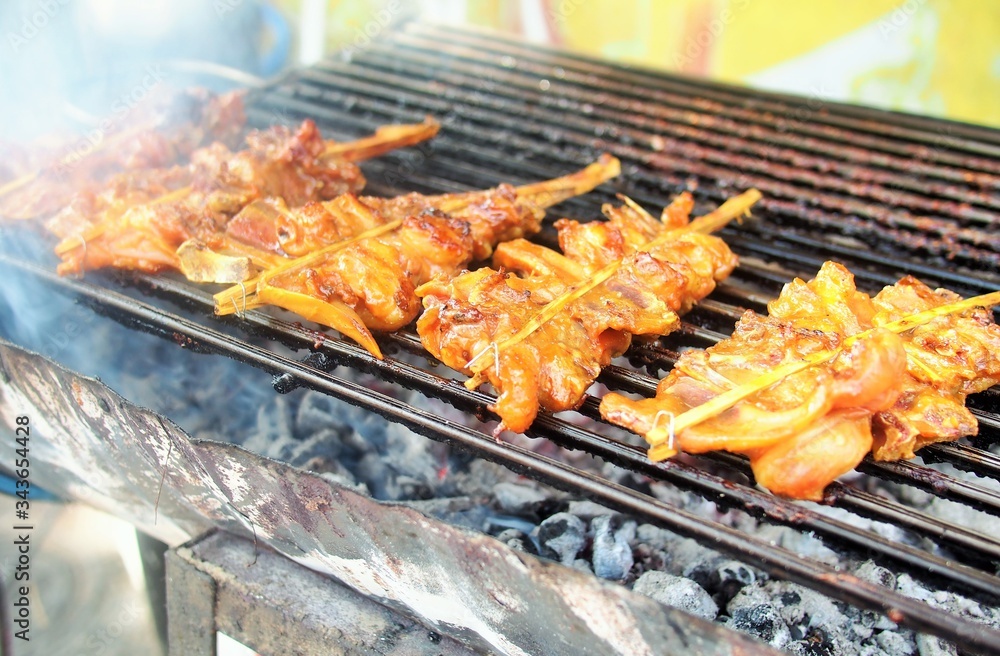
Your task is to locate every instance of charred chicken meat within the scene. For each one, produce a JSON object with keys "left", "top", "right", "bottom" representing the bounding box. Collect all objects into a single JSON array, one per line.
[{"left": 51, "top": 118, "right": 439, "bottom": 277}]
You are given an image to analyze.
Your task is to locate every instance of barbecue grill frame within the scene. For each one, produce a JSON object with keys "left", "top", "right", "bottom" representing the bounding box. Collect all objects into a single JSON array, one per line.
[{"left": 2, "top": 21, "right": 1000, "bottom": 655}]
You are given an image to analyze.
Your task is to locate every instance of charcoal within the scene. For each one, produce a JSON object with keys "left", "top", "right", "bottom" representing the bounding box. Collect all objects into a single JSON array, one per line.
[
  {"left": 876, "top": 630, "right": 916, "bottom": 654},
  {"left": 923, "top": 464, "right": 1000, "bottom": 531},
  {"left": 714, "top": 560, "right": 757, "bottom": 588},
  {"left": 631, "top": 543, "right": 668, "bottom": 575},
  {"left": 590, "top": 514, "right": 635, "bottom": 580},
  {"left": 494, "top": 528, "right": 537, "bottom": 555},
  {"left": 854, "top": 561, "right": 896, "bottom": 590},
  {"left": 724, "top": 603, "right": 791, "bottom": 651},
  {"left": 484, "top": 515, "right": 537, "bottom": 537},
  {"left": 852, "top": 561, "right": 898, "bottom": 631},
  {"left": 894, "top": 572, "right": 1000, "bottom": 630},
  {"left": 632, "top": 571, "right": 718, "bottom": 620},
  {"left": 356, "top": 452, "right": 394, "bottom": 499},
  {"left": 317, "top": 470, "right": 367, "bottom": 495},
  {"left": 338, "top": 399, "right": 392, "bottom": 448},
  {"left": 566, "top": 500, "right": 614, "bottom": 521},
  {"left": 772, "top": 580, "right": 870, "bottom": 652},
  {"left": 853, "top": 644, "right": 890, "bottom": 656},
  {"left": 406, "top": 499, "right": 494, "bottom": 532},
  {"left": 681, "top": 554, "right": 723, "bottom": 592},
  {"left": 710, "top": 560, "right": 759, "bottom": 605},
  {"left": 338, "top": 419, "right": 379, "bottom": 454},
  {"left": 600, "top": 462, "right": 651, "bottom": 494},
  {"left": 570, "top": 559, "right": 593, "bottom": 574},
  {"left": 635, "top": 523, "right": 677, "bottom": 551},
  {"left": 915, "top": 633, "right": 957, "bottom": 656},
  {"left": 446, "top": 459, "right": 509, "bottom": 498},
  {"left": 667, "top": 537, "right": 724, "bottom": 578},
  {"left": 536, "top": 512, "right": 586, "bottom": 565},
  {"left": 754, "top": 525, "right": 840, "bottom": 566},
  {"left": 493, "top": 482, "right": 547, "bottom": 515},
  {"left": 394, "top": 475, "right": 434, "bottom": 500},
  {"left": 255, "top": 395, "right": 296, "bottom": 442},
  {"left": 383, "top": 423, "right": 439, "bottom": 493}
]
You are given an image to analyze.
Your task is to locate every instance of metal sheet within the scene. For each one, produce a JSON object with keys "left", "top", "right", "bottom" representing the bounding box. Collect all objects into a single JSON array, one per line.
[{"left": 0, "top": 340, "right": 777, "bottom": 655}]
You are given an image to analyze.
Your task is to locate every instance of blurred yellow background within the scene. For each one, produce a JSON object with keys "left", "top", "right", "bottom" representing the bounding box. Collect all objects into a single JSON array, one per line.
[{"left": 281, "top": 0, "right": 1000, "bottom": 128}]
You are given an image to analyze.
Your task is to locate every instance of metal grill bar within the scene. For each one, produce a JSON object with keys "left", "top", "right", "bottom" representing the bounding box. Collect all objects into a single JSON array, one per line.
[
  {"left": 327, "top": 48, "right": 1000, "bottom": 223},
  {"left": 359, "top": 24, "right": 998, "bottom": 255},
  {"left": 245, "top": 98, "right": 1000, "bottom": 517},
  {"left": 348, "top": 46, "right": 1000, "bottom": 215},
  {"left": 3, "top": 253, "right": 1000, "bottom": 655},
  {"left": 405, "top": 23, "right": 1000, "bottom": 166},
  {"left": 253, "top": 80, "right": 1000, "bottom": 269}
]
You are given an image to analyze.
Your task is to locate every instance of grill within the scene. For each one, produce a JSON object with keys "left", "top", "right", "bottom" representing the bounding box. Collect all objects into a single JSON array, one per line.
[{"left": 2, "top": 21, "right": 1000, "bottom": 655}]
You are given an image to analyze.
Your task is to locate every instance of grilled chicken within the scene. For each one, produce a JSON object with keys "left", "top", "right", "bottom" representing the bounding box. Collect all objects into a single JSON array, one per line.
[
  {"left": 416, "top": 190, "right": 758, "bottom": 434},
  {"left": 52, "top": 119, "right": 439, "bottom": 276},
  {"left": 1, "top": 88, "right": 246, "bottom": 221},
  {"left": 600, "top": 261, "right": 1000, "bottom": 500},
  {"left": 214, "top": 155, "right": 623, "bottom": 357}
]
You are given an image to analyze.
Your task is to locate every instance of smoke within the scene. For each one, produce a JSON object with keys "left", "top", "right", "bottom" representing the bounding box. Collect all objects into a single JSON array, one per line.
[
  {"left": 0, "top": 0, "right": 285, "bottom": 141},
  {"left": 0, "top": 0, "right": 296, "bottom": 428},
  {"left": 0, "top": 252, "right": 278, "bottom": 443}
]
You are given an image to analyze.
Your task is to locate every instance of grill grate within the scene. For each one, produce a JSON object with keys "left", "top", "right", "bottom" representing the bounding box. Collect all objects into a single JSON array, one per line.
[
  {"left": 4, "top": 255, "right": 998, "bottom": 652},
  {"left": 3, "top": 22, "right": 1000, "bottom": 654}
]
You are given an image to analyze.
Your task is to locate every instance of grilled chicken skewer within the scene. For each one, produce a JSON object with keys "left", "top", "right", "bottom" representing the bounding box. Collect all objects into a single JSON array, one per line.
[
  {"left": 52, "top": 118, "right": 440, "bottom": 276},
  {"left": 213, "top": 155, "right": 622, "bottom": 358},
  {"left": 417, "top": 189, "right": 759, "bottom": 434},
  {"left": 1, "top": 89, "right": 246, "bottom": 221},
  {"left": 600, "top": 261, "right": 1000, "bottom": 500}
]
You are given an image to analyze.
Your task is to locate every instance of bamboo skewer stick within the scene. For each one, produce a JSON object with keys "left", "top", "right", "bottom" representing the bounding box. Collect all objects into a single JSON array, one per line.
[
  {"left": 53, "top": 185, "right": 194, "bottom": 255},
  {"left": 321, "top": 118, "right": 440, "bottom": 162},
  {"left": 465, "top": 188, "right": 762, "bottom": 385},
  {"left": 0, "top": 125, "right": 151, "bottom": 201},
  {"left": 213, "top": 218, "right": 404, "bottom": 313},
  {"left": 213, "top": 156, "right": 622, "bottom": 316},
  {"left": 645, "top": 288, "right": 1000, "bottom": 460}
]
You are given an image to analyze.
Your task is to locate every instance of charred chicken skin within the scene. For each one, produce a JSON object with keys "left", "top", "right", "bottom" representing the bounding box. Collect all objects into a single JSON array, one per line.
[
  {"left": 416, "top": 190, "right": 759, "bottom": 434},
  {"left": 52, "top": 119, "right": 439, "bottom": 277},
  {"left": 213, "top": 155, "right": 623, "bottom": 358},
  {"left": 600, "top": 261, "right": 1000, "bottom": 500}
]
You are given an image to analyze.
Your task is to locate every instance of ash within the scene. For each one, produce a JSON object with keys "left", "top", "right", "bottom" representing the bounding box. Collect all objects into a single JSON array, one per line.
[
  {"left": 239, "top": 379, "right": 1000, "bottom": 655},
  {"left": 2, "top": 273, "right": 998, "bottom": 656}
]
